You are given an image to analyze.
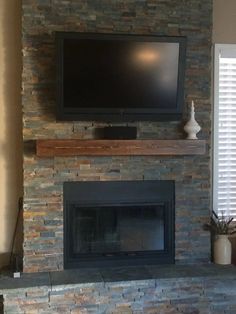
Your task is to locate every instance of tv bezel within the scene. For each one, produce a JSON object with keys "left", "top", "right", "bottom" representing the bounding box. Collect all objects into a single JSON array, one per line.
[{"left": 56, "top": 32, "right": 187, "bottom": 122}]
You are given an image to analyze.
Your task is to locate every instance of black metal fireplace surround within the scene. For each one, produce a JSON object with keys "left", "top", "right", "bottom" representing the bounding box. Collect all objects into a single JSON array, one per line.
[{"left": 64, "top": 180, "right": 175, "bottom": 269}]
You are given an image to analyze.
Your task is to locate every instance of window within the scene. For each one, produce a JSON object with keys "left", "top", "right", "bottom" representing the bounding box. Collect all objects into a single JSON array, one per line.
[{"left": 214, "top": 44, "right": 236, "bottom": 219}]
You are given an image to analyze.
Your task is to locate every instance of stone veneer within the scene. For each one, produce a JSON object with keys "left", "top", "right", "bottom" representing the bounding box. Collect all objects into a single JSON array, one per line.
[
  {"left": 22, "top": 0, "right": 212, "bottom": 272},
  {"left": 1, "top": 265, "right": 236, "bottom": 314}
]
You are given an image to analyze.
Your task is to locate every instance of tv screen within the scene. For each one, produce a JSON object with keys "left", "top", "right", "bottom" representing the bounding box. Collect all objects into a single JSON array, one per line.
[{"left": 56, "top": 33, "right": 186, "bottom": 121}]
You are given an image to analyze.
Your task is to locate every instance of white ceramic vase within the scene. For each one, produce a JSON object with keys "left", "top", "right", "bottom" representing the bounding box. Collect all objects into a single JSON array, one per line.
[
  {"left": 213, "top": 234, "right": 232, "bottom": 265},
  {"left": 184, "top": 100, "right": 201, "bottom": 139}
]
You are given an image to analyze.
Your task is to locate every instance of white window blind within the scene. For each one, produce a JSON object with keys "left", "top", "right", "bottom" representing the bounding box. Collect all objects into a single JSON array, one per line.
[{"left": 214, "top": 44, "right": 236, "bottom": 219}]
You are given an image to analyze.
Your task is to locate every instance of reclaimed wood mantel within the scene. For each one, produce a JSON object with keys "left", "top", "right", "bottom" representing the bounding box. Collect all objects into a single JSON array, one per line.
[{"left": 36, "top": 139, "right": 206, "bottom": 157}]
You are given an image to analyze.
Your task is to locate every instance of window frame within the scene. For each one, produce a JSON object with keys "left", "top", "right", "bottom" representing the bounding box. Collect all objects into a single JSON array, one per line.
[{"left": 213, "top": 44, "right": 236, "bottom": 219}]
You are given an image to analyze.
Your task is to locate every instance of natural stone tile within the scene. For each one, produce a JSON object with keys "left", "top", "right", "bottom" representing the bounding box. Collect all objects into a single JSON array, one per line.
[
  {"left": 22, "top": 0, "right": 212, "bottom": 273},
  {"left": 50, "top": 268, "right": 103, "bottom": 290},
  {"left": 0, "top": 272, "right": 50, "bottom": 293},
  {"left": 100, "top": 266, "right": 152, "bottom": 283}
]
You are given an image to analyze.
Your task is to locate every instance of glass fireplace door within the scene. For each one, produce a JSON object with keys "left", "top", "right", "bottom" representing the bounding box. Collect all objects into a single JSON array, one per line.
[
  {"left": 71, "top": 204, "right": 165, "bottom": 256},
  {"left": 64, "top": 180, "right": 175, "bottom": 268}
]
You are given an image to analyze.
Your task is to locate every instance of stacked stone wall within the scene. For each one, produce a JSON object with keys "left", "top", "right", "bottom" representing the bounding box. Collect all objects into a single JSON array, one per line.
[
  {"left": 22, "top": 0, "right": 212, "bottom": 272},
  {"left": 3, "top": 275, "right": 236, "bottom": 313}
]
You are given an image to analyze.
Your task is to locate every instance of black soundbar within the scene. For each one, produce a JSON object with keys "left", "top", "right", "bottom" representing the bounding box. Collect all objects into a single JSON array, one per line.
[{"left": 102, "top": 126, "right": 137, "bottom": 139}]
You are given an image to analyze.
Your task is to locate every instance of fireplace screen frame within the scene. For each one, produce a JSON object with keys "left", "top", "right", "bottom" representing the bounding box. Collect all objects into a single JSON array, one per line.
[{"left": 64, "top": 180, "right": 175, "bottom": 269}]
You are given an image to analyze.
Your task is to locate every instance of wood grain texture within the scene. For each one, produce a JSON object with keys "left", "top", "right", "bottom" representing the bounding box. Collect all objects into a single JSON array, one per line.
[{"left": 36, "top": 139, "right": 206, "bottom": 157}]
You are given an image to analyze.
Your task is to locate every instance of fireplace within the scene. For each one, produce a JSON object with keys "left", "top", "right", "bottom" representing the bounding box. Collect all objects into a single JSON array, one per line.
[{"left": 64, "top": 180, "right": 175, "bottom": 268}]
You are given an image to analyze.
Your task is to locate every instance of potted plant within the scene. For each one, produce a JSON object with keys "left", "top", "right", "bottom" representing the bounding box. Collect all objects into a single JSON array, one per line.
[{"left": 204, "top": 211, "right": 236, "bottom": 264}]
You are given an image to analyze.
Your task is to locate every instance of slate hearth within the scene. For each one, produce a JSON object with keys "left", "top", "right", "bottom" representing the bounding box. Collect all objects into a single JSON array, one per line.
[{"left": 1, "top": 265, "right": 236, "bottom": 313}]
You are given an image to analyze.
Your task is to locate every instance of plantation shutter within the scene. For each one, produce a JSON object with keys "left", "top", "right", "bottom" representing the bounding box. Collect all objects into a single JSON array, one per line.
[{"left": 214, "top": 44, "right": 236, "bottom": 219}]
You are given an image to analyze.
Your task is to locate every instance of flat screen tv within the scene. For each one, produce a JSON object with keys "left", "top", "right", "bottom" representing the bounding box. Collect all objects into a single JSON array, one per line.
[{"left": 56, "top": 32, "right": 187, "bottom": 121}]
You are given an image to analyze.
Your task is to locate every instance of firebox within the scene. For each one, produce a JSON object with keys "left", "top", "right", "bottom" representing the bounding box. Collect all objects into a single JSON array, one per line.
[{"left": 64, "top": 180, "right": 175, "bottom": 268}]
